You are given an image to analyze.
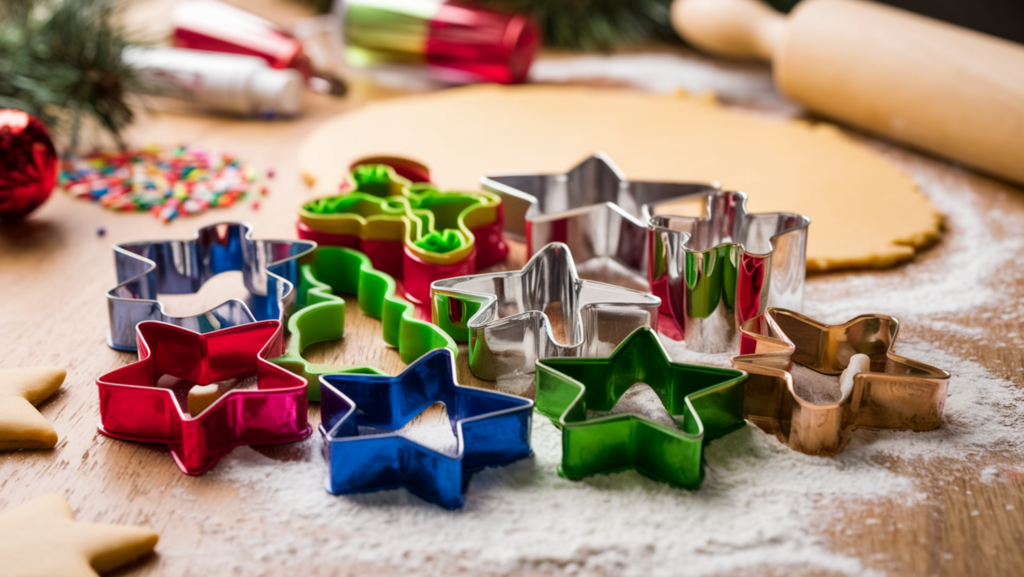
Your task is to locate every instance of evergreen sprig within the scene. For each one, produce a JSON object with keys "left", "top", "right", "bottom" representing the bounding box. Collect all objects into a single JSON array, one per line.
[
  {"left": 471, "top": 0, "right": 678, "bottom": 51},
  {"left": 0, "top": 0, "right": 135, "bottom": 143}
]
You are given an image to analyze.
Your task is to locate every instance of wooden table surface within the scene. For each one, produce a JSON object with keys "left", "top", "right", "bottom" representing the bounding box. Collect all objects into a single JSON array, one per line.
[{"left": 2, "top": 3, "right": 1023, "bottom": 575}]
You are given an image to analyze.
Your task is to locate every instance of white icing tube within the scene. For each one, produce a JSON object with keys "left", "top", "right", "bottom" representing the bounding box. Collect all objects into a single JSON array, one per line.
[
  {"left": 838, "top": 354, "right": 872, "bottom": 403},
  {"left": 124, "top": 47, "right": 305, "bottom": 117}
]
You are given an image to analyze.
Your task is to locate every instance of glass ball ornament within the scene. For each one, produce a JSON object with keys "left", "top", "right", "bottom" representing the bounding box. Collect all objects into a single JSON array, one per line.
[{"left": 0, "top": 109, "right": 58, "bottom": 221}]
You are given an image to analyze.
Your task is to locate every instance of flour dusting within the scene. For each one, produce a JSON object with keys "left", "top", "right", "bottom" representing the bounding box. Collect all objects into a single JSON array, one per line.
[
  {"left": 588, "top": 383, "right": 679, "bottom": 430},
  {"left": 189, "top": 150, "right": 1024, "bottom": 577}
]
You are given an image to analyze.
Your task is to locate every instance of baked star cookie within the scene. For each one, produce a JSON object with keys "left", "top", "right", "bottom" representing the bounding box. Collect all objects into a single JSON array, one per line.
[
  {"left": 0, "top": 367, "right": 66, "bottom": 450},
  {"left": 0, "top": 494, "right": 159, "bottom": 577}
]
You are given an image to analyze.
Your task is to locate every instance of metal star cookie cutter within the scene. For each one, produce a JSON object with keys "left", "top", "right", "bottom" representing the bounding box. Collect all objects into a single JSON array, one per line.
[
  {"left": 319, "top": 348, "right": 533, "bottom": 509},
  {"left": 106, "top": 222, "right": 316, "bottom": 352},
  {"left": 97, "top": 319, "right": 311, "bottom": 475},
  {"left": 649, "top": 190, "right": 810, "bottom": 353},
  {"left": 298, "top": 161, "right": 508, "bottom": 304},
  {"left": 269, "top": 245, "right": 458, "bottom": 402},
  {"left": 535, "top": 326, "right": 748, "bottom": 489},
  {"left": 732, "top": 308, "right": 950, "bottom": 456},
  {"left": 430, "top": 242, "right": 662, "bottom": 381},
  {"left": 481, "top": 152, "right": 716, "bottom": 284}
]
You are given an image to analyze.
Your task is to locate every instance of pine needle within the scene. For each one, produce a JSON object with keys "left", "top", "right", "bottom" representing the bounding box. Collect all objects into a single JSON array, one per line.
[{"left": 0, "top": 0, "right": 136, "bottom": 143}]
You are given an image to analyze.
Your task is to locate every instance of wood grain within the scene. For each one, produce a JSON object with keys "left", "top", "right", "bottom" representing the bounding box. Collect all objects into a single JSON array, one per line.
[{"left": 1, "top": 6, "right": 1023, "bottom": 575}]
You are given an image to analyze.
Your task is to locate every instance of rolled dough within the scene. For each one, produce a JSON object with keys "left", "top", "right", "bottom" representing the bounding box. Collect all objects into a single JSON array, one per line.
[{"left": 299, "top": 85, "right": 941, "bottom": 270}]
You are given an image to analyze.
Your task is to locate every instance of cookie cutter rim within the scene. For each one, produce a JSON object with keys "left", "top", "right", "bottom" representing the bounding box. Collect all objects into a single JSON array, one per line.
[
  {"left": 299, "top": 162, "right": 505, "bottom": 266},
  {"left": 648, "top": 189, "right": 811, "bottom": 352},
  {"left": 731, "top": 307, "right": 950, "bottom": 456},
  {"left": 481, "top": 151, "right": 718, "bottom": 277},
  {"left": 535, "top": 326, "right": 748, "bottom": 489},
  {"left": 318, "top": 347, "right": 534, "bottom": 509},
  {"left": 430, "top": 241, "right": 662, "bottom": 381},
  {"left": 269, "top": 245, "right": 458, "bottom": 402},
  {"left": 106, "top": 221, "right": 316, "bottom": 352},
  {"left": 96, "top": 319, "right": 312, "bottom": 475}
]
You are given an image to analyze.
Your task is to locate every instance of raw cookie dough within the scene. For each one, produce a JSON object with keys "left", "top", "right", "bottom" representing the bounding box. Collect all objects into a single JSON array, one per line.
[
  {"left": 299, "top": 85, "right": 941, "bottom": 270},
  {"left": 0, "top": 494, "right": 159, "bottom": 577},
  {"left": 0, "top": 366, "right": 66, "bottom": 451}
]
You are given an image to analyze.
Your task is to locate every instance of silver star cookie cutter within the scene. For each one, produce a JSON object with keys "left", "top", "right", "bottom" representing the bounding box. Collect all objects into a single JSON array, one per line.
[
  {"left": 649, "top": 190, "right": 810, "bottom": 353},
  {"left": 481, "top": 152, "right": 716, "bottom": 285},
  {"left": 106, "top": 222, "right": 316, "bottom": 351},
  {"left": 430, "top": 242, "right": 661, "bottom": 381}
]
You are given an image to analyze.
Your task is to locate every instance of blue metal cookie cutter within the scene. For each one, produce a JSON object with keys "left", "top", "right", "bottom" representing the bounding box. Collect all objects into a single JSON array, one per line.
[
  {"left": 106, "top": 222, "right": 316, "bottom": 351},
  {"left": 319, "top": 348, "right": 534, "bottom": 509}
]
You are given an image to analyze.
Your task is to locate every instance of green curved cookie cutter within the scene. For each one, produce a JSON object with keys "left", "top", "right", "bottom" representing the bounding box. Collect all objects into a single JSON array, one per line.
[
  {"left": 300, "top": 164, "right": 503, "bottom": 265},
  {"left": 270, "top": 245, "right": 458, "bottom": 402},
  {"left": 534, "top": 327, "right": 748, "bottom": 489}
]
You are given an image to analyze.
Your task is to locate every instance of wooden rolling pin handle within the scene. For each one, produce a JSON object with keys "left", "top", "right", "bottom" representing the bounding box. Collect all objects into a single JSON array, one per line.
[{"left": 671, "top": 0, "right": 785, "bottom": 61}]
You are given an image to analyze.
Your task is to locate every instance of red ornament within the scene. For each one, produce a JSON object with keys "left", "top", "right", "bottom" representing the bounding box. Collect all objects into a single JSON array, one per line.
[{"left": 0, "top": 109, "right": 58, "bottom": 221}]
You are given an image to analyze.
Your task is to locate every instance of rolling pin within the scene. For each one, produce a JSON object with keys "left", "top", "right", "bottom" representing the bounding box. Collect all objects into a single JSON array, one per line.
[{"left": 671, "top": 0, "right": 1024, "bottom": 186}]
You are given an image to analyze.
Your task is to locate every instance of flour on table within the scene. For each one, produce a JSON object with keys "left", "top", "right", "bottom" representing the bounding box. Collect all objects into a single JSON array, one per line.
[
  {"left": 588, "top": 383, "right": 680, "bottom": 430},
  {"left": 357, "top": 402, "right": 460, "bottom": 458},
  {"left": 196, "top": 144, "right": 1024, "bottom": 577}
]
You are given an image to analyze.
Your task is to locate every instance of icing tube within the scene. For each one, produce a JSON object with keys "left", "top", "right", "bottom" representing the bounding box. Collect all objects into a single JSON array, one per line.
[
  {"left": 124, "top": 47, "right": 305, "bottom": 117},
  {"left": 340, "top": 0, "right": 540, "bottom": 84},
  {"left": 172, "top": 0, "right": 314, "bottom": 79}
]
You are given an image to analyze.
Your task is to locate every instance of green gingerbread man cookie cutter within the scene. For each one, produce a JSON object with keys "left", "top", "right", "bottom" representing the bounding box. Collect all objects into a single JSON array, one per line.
[
  {"left": 299, "top": 163, "right": 504, "bottom": 265},
  {"left": 270, "top": 245, "right": 458, "bottom": 402},
  {"left": 534, "top": 326, "right": 748, "bottom": 489}
]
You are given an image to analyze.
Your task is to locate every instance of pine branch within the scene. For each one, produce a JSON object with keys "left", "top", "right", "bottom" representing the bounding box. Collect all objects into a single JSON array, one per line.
[
  {"left": 471, "top": 0, "right": 678, "bottom": 50},
  {"left": 0, "top": 0, "right": 136, "bottom": 143}
]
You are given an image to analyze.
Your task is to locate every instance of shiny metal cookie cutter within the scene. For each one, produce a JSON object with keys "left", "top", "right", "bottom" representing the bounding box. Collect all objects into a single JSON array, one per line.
[
  {"left": 648, "top": 190, "right": 810, "bottom": 353},
  {"left": 732, "top": 308, "right": 950, "bottom": 456},
  {"left": 106, "top": 222, "right": 316, "bottom": 352},
  {"left": 269, "top": 245, "right": 457, "bottom": 402},
  {"left": 482, "top": 152, "right": 716, "bottom": 284},
  {"left": 97, "top": 319, "right": 311, "bottom": 475},
  {"left": 535, "top": 326, "right": 747, "bottom": 489},
  {"left": 319, "top": 348, "right": 534, "bottom": 509},
  {"left": 431, "top": 242, "right": 661, "bottom": 381}
]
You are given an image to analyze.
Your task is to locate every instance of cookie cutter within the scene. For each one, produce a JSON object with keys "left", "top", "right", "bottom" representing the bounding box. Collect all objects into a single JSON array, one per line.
[
  {"left": 298, "top": 160, "right": 508, "bottom": 304},
  {"left": 96, "top": 319, "right": 311, "bottom": 475},
  {"left": 648, "top": 190, "right": 810, "bottom": 353},
  {"left": 732, "top": 308, "right": 950, "bottom": 456},
  {"left": 535, "top": 326, "right": 747, "bottom": 488},
  {"left": 481, "top": 152, "right": 716, "bottom": 284},
  {"left": 319, "top": 348, "right": 533, "bottom": 509},
  {"left": 430, "top": 242, "right": 661, "bottom": 381},
  {"left": 106, "top": 222, "right": 316, "bottom": 352},
  {"left": 269, "top": 245, "right": 458, "bottom": 401}
]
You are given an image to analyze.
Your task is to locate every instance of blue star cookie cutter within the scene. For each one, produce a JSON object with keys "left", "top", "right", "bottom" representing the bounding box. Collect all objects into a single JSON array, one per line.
[
  {"left": 106, "top": 222, "right": 316, "bottom": 351},
  {"left": 319, "top": 348, "right": 534, "bottom": 509}
]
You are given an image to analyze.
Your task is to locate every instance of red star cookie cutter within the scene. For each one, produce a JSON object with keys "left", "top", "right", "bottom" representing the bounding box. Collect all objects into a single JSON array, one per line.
[{"left": 96, "top": 320, "right": 311, "bottom": 474}]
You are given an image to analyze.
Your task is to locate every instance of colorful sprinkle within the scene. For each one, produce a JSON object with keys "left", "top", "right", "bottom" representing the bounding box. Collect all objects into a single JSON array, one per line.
[
  {"left": 96, "top": 226, "right": 106, "bottom": 236},
  {"left": 59, "top": 145, "right": 258, "bottom": 222}
]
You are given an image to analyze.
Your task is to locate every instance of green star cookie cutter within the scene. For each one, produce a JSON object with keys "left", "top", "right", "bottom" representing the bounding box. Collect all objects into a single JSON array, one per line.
[
  {"left": 535, "top": 327, "right": 748, "bottom": 489},
  {"left": 270, "top": 245, "right": 458, "bottom": 401}
]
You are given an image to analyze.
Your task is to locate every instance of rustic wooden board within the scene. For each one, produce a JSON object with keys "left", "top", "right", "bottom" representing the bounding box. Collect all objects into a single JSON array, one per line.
[{"left": 1, "top": 13, "right": 1023, "bottom": 575}]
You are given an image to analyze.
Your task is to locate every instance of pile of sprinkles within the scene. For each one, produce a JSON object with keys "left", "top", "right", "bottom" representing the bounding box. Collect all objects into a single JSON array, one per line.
[{"left": 60, "top": 145, "right": 261, "bottom": 222}]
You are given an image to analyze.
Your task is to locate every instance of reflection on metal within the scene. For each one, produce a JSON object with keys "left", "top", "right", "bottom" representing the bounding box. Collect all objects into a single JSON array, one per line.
[
  {"left": 431, "top": 242, "right": 661, "bottom": 381},
  {"left": 106, "top": 222, "right": 315, "bottom": 352},
  {"left": 732, "top": 308, "right": 950, "bottom": 456},
  {"left": 482, "top": 152, "right": 715, "bottom": 285},
  {"left": 649, "top": 191, "right": 810, "bottom": 353}
]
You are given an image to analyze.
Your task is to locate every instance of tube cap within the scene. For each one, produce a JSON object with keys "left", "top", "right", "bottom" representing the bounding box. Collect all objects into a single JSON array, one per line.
[{"left": 249, "top": 67, "right": 305, "bottom": 116}]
